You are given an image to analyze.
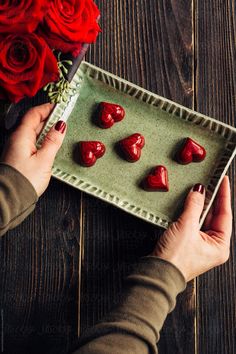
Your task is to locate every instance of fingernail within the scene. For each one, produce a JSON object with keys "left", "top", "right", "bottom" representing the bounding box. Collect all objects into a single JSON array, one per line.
[
  {"left": 193, "top": 183, "right": 205, "bottom": 194},
  {"left": 55, "top": 120, "right": 66, "bottom": 134}
]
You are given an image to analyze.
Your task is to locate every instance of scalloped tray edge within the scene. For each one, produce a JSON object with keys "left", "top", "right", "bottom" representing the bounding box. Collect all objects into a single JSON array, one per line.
[{"left": 37, "top": 61, "right": 236, "bottom": 229}]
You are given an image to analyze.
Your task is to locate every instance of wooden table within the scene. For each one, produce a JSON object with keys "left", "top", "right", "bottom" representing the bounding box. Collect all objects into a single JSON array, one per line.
[{"left": 0, "top": 1, "right": 235, "bottom": 353}]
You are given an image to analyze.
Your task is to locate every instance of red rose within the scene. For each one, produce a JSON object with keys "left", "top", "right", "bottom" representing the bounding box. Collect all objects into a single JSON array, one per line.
[
  {"left": 0, "top": 34, "right": 59, "bottom": 103},
  {"left": 39, "top": 0, "right": 101, "bottom": 57},
  {"left": 0, "top": 1, "right": 50, "bottom": 34}
]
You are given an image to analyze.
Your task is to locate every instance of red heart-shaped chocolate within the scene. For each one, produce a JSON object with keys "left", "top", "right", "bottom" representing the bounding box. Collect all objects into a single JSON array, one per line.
[
  {"left": 78, "top": 141, "right": 106, "bottom": 167},
  {"left": 98, "top": 102, "right": 125, "bottom": 128},
  {"left": 177, "top": 138, "right": 206, "bottom": 164},
  {"left": 119, "top": 133, "right": 145, "bottom": 162},
  {"left": 143, "top": 165, "right": 169, "bottom": 191}
]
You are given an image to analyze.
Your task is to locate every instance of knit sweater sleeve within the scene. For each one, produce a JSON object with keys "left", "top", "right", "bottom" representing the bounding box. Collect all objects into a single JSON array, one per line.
[
  {"left": 75, "top": 256, "right": 186, "bottom": 354},
  {"left": 0, "top": 163, "right": 38, "bottom": 237}
]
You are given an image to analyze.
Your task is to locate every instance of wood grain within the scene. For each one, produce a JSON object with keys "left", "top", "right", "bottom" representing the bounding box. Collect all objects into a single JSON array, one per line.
[
  {"left": 195, "top": 1, "right": 236, "bottom": 353},
  {"left": 0, "top": 1, "right": 235, "bottom": 353},
  {"left": 81, "top": 1, "right": 195, "bottom": 353},
  {"left": 0, "top": 129, "right": 82, "bottom": 354}
]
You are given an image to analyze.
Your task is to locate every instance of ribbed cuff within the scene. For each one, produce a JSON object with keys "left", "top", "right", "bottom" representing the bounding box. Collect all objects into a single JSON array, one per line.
[{"left": 137, "top": 256, "right": 186, "bottom": 294}]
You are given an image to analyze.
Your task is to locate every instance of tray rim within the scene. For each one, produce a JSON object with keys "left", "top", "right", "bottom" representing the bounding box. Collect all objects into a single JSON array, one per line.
[{"left": 37, "top": 61, "right": 236, "bottom": 229}]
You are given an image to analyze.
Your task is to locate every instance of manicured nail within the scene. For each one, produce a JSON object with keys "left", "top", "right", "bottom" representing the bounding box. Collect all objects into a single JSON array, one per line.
[
  {"left": 193, "top": 183, "right": 205, "bottom": 194},
  {"left": 55, "top": 120, "right": 66, "bottom": 134}
]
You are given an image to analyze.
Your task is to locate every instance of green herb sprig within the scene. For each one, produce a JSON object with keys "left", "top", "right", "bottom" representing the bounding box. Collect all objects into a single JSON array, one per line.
[{"left": 44, "top": 52, "right": 80, "bottom": 104}]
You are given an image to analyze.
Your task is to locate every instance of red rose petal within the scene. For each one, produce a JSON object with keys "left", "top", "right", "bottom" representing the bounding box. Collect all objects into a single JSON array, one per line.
[
  {"left": 0, "top": 1, "right": 51, "bottom": 34},
  {"left": 39, "top": 0, "right": 101, "bottom": 55},
  {"left": 0, "top": 33, "right": 58, "bottom": 103}
]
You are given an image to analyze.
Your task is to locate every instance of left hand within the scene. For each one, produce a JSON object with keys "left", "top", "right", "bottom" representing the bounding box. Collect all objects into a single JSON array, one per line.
[{"left": 1, "top": 103, "right": 67, "bottom": 197}]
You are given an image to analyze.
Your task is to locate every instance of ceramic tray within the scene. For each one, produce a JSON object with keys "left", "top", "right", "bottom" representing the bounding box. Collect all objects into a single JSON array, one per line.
[{"left": 37, "top": 61, "right": 236, "bottom": 229}]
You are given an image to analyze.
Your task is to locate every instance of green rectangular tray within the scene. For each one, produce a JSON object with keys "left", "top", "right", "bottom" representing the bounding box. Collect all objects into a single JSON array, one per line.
[{"left": 37, "top": 61, "right": 236, "bottom": 229}]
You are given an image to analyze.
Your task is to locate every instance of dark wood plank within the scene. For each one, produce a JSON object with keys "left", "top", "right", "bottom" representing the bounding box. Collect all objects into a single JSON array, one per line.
[
  {"left": 0, "top": 131, "right": 82, "bottom": 354},
  {"left": 81, "top": 1, "right": 195, "bottom": 353},
  {"left": 195, "top": 1, "right": 236, "bottom": 353}
]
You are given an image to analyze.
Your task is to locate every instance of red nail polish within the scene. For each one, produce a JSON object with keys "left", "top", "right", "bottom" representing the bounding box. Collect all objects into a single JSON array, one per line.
[
  {"left": 55, "top": 121, "right": 66, "bottom": 134},
  {"left": 193, "top": 183, "right": 205, "bottom": 194}
]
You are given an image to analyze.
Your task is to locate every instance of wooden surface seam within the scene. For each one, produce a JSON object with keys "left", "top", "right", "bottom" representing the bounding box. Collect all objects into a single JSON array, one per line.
[{"left": 0, "top": 1, "right": 235, "bottom": 353}]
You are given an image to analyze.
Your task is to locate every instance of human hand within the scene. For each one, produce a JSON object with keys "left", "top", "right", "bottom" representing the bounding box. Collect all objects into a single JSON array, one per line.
[
  {"left": 1, "top": 103, "right": 67, "bottom": 197},
  {"left": 152, "top": 177, "right": 232, "bottom": 281}
]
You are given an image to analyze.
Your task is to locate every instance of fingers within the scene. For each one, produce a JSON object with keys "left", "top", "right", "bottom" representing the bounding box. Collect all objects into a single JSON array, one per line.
[
  {"left": 180, "top": 183, "right": 205, "bottom": 223},
  {"left": 202, "top": 205, "right": 213, "bottom": 230},
  {"left": 208, "top": 176, "right": 232, "bottom": 240},
  {"left": 20, "top": 103, "right": 55, "bottom": 139},
  {"left": 36, "top": 122, "right": 47, "bottom": 137},
  {"left": 22, "top": 103, "right": 55, "bottom": 127},
  {"left": 37, "top": 121, "right": 67, "bottom": 167}
]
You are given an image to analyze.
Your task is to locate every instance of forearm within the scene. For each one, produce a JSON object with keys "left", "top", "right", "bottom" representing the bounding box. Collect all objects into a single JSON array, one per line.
[
  {"left": 75, "top": 257, "right": 186, "bottom": 354},
  {"left": 0, "top": 163, "right": 38, "bottom": 236}
]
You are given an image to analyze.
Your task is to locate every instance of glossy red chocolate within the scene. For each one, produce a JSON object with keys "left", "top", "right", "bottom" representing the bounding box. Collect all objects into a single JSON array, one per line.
[
  {"left": 177, "top": 138, "right": 206, "bottom": 164},
  {"left": 143, "top": 165, "right": 169, "bottom": 192},
  {"left": 78, "top": 141, "right": 106, "bottom": 167},
  {"left": 98, "top": 102, "right": 125, "bottom": 128},
  {"left": 119, "top": 133, "right": 145, "bottom": 162}
]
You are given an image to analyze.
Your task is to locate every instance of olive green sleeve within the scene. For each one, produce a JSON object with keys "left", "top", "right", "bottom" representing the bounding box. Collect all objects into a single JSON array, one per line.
[
  {"left": 0, "top": 163, "right": 38, "bottom": 237},
  {"left": 75, "top": 257, "right": 186, "bottom": 354}
]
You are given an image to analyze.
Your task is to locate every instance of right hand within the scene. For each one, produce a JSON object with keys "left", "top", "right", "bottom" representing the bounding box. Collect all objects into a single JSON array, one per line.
[
  {"left": 1, "top": 103, "right": 67, "bottom": 197},
  {"left": 151, "top": 176, "right": 232, "bottom": 281}
]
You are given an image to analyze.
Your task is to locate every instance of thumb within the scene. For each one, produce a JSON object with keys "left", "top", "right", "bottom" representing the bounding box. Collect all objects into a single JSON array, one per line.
[
  {"left": 181, "top": 183, "right": 205, "bottom": 222},
  {"left": 38, "top": 120, "right": 67, "bottom": 166}
]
